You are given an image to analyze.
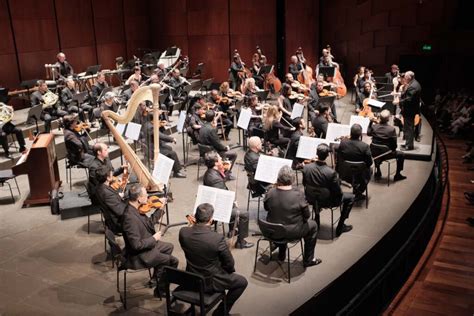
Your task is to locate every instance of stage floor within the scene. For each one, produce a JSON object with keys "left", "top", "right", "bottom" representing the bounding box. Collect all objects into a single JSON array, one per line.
[{"left": 0, "top": 94, "right": 435, "bottom": 315}]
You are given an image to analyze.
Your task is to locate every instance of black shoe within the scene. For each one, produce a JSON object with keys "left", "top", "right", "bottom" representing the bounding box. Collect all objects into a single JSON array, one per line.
[
  {"left": 173, "top": 171, "right": 187, "bottom": 178},
  {"left": 303, "top": 258, "right": 322, "bottom": 268},
  {"left": 394, "top": 174, "right": 407, "bottom": 181},
  {"left": 354, "top": 194, "right": 366, "bottom": 202},
  {"left": 235, "top": 240, "right": 254, "bottom": 249},
  {"left": 415, "top": 136, "right": 421, "bottom": 142},
  {"left": 401, "top": 145, "right": 414, "bottom": 151},
  {"left": 336, "top": 224, "right": 353, "bottom": 237}
]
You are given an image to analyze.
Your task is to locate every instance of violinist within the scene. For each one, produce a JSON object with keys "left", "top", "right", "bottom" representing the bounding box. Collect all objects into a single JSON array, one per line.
[
  {"left": 95, "top": 166, "right": 127, "bottom": 234},
  {"left": 263, "top": 105, "right": 295, "bottom": 150},
  {"left": 311, "top": 106, "right": 330, "bottom": 138},
  {"left": 278, "top": 83, "right": 293, "bottom": 122},
  {"left": 308, "top": 80, "right": 338, "bottom": 122},
  {"left": 289, "top": 55, "right": 303, "bottom": 80},
  {"left": 247, "top": 95, "right": 264, "bottom": 135},
  {"left": 88, "top": 142, "right": 126, "bottom": 194},
  {"left": 209, "top": 90, "right": 233, "bottom": 139},
  {"left": 122, "top": 183, "right": 179, "bottom": 298},
  {"left": 186, "top": 103, "right": 205, "bottom": 144},
  {"left": 287, "top": 117, "right": 306, "bottom": 166},
  {"left": 251, "top": 53, "right": 264, "bottom": 88},
  {"left": 285, "top": 72, "right": 309, "bottom": 95},
  {"left": 229, "top": 52, "right": 245, "bottom": 91},
  {"left": 357, "top": 81, "right": 376, "bottom": 113},
  {"left": 353, "top": 66, "right": 366, "bottom": 92},
  {"left": 203, "top": 151, "right": 253, "bottom": 249},
  {"left": 199, "top": 110, "right": 237, "bottom": 172},
  {"left": 91, "top": 72, "right": 109, "bottom": 105},
  {"left": 63, "top": 115, "right": 94, "bottom": 167},
  {"left": 384, "top": 64, "right": 399, "bottom": 84},
  {"left": 125, "top": 66, "right": 143, "bottom": 85},
  {"left": 358, "top": 69, "right": 375, "bottom": 93}
]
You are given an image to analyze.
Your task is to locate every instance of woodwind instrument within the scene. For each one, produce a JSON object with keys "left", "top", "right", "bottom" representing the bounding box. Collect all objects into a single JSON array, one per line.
[{"left": 102, "top": 84, "right": 163, "bottom": 192}]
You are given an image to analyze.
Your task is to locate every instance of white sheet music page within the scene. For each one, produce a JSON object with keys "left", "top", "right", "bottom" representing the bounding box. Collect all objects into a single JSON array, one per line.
[
  {"left": 116, "top": 123, "right": 126, "bottom": 136},
  {"left": 254, "top": 155, "right": 293, "bottom": 184},
  {"left": 349, "top": 115, "right": 371, "bottom": 134},
  {"left": 125, "top": 122, "right": 142, "bottom": 141},
  {"left": 237, "top": 108, "right": 252, "bottom": 130},
  {"left": 368, "top": 99, "right": 385, "bottom": 108},
  {"left": 325, "top": 123, "right": 351, "bottom": 144},
  {"left": 152, "top": 153, "right": 174, "bottom": 186},
  {"left": 193, "top": 185, "right": 235, "bottom": 223},
  {"left": 177, "top": 111, "right": 186, "bottom": 133},
  {"left": 296, "top": 136, "right": 329, "bottom": 159},
  {"left": 290, "top": 102, "right": 305, "bottom": 119}
]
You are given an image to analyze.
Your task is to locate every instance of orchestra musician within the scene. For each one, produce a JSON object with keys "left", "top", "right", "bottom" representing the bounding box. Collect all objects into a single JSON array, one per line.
[
  {"left": 122, "top": 183, "right": 179, "bottom": 297},
  {"left": 311, "top": 106, "right": 330, "bottom": 138},
  {"left": 319, "top": 47, "right": 338, "bottom": 67},
  {"left": 286, "top": 117, "right": 306, "bottom": 165},
  {"left": 385, "top": 64, "right": 399, "bottom": 84},
  {"left": 122, "top": 79, "right": 139, "bottom": 102},
  {"left": 246, "top": 95, "right": 263, "bottom": 135},
  {"left": 367, "top": 110, "right": 407, "bottom": 181},
  {"left": 264, "top": 165, "right": 321, "bottom": 267},
  {"left": 203, "top": 151, "right": 253, "bottom": 249},
  {"left": 53, "top": 52, "right": 74, "bottom": 79},
  {"left": 166, "top": 68, "right": 189, "bottom": 112},
  {"left": 125, "top": 66, "right": 143, "bottom": 85},
  {"left": 396, "top": 71, "right": 421, "bottom": 151},
  {"left": 179, "top": 203, "right": 248, "bottom": 316},
  {"left": 262, "top": 105, "right": 295, "bottom": 150},
  {"left": 30, "top": 80, "right": 67, "bottom": 133},
  {"left": 278, "top": 83, "right": 293, "bottom": 122},
  {"left": 308, "top": 80, "right": 338, "bottom": 122},
  {"left": 88, "top": 142, "right": 125, "bottom": 194},
  {"left": 288, "top": 55, "right": 303, "bottom": 80},
  {"left": 357, "top": 81, "right": 376, "bottom": 112},
  {"left": 95, "top": 166, "right": 128, "bottom": 234},
  {"left": 61, "top": 78, "right": 93, "bottom": 121},
  {"left": 303, "top": 144, "right": 354, "bottom": 236},
  {"left": 357, "top": 69, "right": 374, "bottom": 93},
  {"left": 209, "top": 89, "right": 234, "bottom": 139},
  {"left": 63, "top": 115, "right": 94, "bottom": 167},
  {"left": 199, "top": 110, "right": 237, "bottom": 171},
  {"left": 336, "top": 124, "right": 373, "bottom": 202},
  {"left": 229, "top": 52, "right": 245, "bottom": 91},
  {"left": 0, "top": 103, "right": 26, "bottom": 158},
  {"left": 251, "top": 53, "right": 264, "bottom": 88},
  {"left": 155, "top": 62, "right": 166, "bottom": 80},
  {"left": 93, "top": 92, "right": 118, "bottom": 128},
  {"left": 91, "top": 72, "right": 109, "bottom": 105},
  {"left": 353, "top": 66, "right": 366, "bottom": 104},
  {"left": 244, "top": 136, "right": 270, "bottom": 196}
]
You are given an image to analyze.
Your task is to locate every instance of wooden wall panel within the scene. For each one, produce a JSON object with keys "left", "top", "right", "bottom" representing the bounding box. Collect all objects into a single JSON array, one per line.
[
  {"left": 123, "top": 0, "right": 150, "bottom": 58},
  {"left": 188, "top": 35, "right": 229, "bottom": 82},
  {"left": 0, "top": 0, "right": 18, "bottom": 87},
  {"left": 187, "top": 0, "right": 228, "bottom": 36},
  {"left": 0, "top": 54, "right": 20, "bottom": 88}
]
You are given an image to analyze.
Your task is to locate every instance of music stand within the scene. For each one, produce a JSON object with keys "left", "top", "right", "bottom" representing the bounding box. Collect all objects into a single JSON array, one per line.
[
  {"left": 0, "top": 88, "right": 9, "bottom": 104},
  {"left": 20, "top": 79, "right": 39, "bottom": 90},
  {"left": 319, "top": 66, "right": 336, "bottom": 78},
  {"left": 255, "top": 90, "right": 270, "bottom": 101},
  {"left": 192, "top": 63, "right": 204, "bottom": 78},
  {"left": 97, "top": 87, "right": 113, "bottom": 102},
  {"left": 72, "top": 91, "right": 88, "bottom": 105},
  {"left": 259, "top": 64, "right": 273, "bottom": 76},
  {"left": 85, "top": 65, "right": 101, "bottom": 76},
  {"left": 317, "top": 95, "right": 336, "bottom": 108},
  {"left": 200, "top": 78, "right": 213, "bottom": 94},
  {"left": 165, "top": 47, "right": 178, "bottom": 56},
  {"left": 26, "top": 105, "right": 43, "bottom": 135}
]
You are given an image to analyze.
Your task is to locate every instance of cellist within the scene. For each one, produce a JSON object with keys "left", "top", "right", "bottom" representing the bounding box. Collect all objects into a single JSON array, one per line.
[{"left": 229, "top": 52, "right": 245, "bottom": 91}]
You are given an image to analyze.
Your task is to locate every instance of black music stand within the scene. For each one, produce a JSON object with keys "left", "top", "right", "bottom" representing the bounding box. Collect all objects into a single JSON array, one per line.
[
  {"left": 255, "top": 90, "right": 270, "bottom": 101},
  {"left": 165, "top": 47, "right": 178, "bottom": 56},
  {"left": 26, "top": 105, "right": 43, "bottom": 136},
  {"left": 200, "top": 78, "right": 213, "bottom": 94},
  {"left": 318, "top": 66, "right": 336, "bottom": 78},
  {"left": 20, "top": 79, "right": 39, "bottom": 90},
  {"left": 72, "top": 91, "right": 88, "bottom": 105},
  {"left": 259, "top": 64, "right": 273, "bottom": 76},
  {"left": 85, "top": 65, "right": 101, "bottom": 76},
  {"left": 317, "top": 95, "right": 336, "bottom": 108},
  {"left": 160, "top": 184, "right": 188, "bottom": 235},
  {"left": 97, "top": 87, "right": 113, "bottom": 103}
]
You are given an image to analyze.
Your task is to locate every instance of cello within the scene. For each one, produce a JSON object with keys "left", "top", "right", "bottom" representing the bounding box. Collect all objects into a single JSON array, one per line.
[
  {"left": 256, "top": 45, "right": 282, "bottom": 93},
  {"left": 296, "top": 47, "right": 314, "bottom": 88},
  {"left": 325, "top": 45, "right": 347, "bottom": 97}
]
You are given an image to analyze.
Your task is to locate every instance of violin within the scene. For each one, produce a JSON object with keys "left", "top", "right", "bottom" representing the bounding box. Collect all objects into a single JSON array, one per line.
[
  {"left": 74, "top": 122, "right": 90, "bottom": 133},
  {"left": 186, "top": 214, "right": 196, "bottom": 226},
  {"left": 109, "top": 166, "right": 129, "bottom": 191},
  {"left": 359, "top": 98, "right": 375, "bottom": 119},
  {"left": 319, "top": 89, "right": 337, "bottom": 97},
  {"left": 222, "top": 160, "right": 232, "bottom": 171},
  {"left": 139, "top": 195, "right": 165, "bottom": 214}
]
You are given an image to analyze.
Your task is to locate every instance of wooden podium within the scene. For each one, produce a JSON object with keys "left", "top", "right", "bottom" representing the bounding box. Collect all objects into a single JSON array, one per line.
[{"left": 13, "top": 133, "right": 60, "bottom": 207}]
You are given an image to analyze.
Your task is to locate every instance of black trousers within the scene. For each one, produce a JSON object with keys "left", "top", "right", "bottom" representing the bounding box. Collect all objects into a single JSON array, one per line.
[
  {"left": 212, "top": 273, "right": 248, "bottom": 315},
  {"left": 376, "top": 150, "right": 405, "bottom": 175},
  {"left": 219, "top": 150, "right": 237, "bottom": 171},
  {"left": 404, "top": 114, "right": 415, "bottom": 148},
  {"left": 314, "top": 192, "right": 354, "bottom": 228},
  {"left": 279, "top": 220, "right": 318, "bottom": 264},
  {"left": 1, "top": 122, "right": 26, "bottom": 153},
  {"left": 151, "top": 241, "right": 179, "bottom": 284},
  {"left": 229, "top": 207, "right": 249, "bottom": 242}
]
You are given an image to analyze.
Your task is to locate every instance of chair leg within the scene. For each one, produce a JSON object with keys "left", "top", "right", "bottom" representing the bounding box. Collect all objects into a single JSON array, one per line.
[
  {"left": 287, "top": 246, "right": 291, "bottom": 283},
  {"left": 246, "top": 190, "right": 250, "bottom": 213},
  {"left": 366, "top": 186, "right": 368, "bottom": 209},
  {"left": 14, "top": 177, "right": 20, "bottom": 196},
  {"left": 257, "top": 196, "right": 261, "bottom": 219},
  {"left": 387, "top": 162, "right": 391, "bottom": 187},
  {"left": 87, "top": 209, "right": 90, "bottom": 234},
  {"left": 6, "top": 181, "right": 14, "bottom": 203},
  {"left": 254, "top": 238, "right": 262, "bottom": 272},
  {"left": 331, "top": 209, "right": 334, "bottom": 240},
  {"left": 69, "top": 167, "right": 72, "bottom": 190},
  {"left": 123, "top": 270, "right": 127, "bottom": 309},
  {"left": 197, "top": 160, "right": 200, "bottom": 181}
]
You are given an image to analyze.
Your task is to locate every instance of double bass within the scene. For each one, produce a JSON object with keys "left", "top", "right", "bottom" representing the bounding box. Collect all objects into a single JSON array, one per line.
[
  {"left": 296, "top": 47, "right": 314, "bottom": 88},
  {"left": 325, "top": 45, "right": 347, "bottom": 97},
  {"left": 255, "top": 46, "right": 282, "bottom": 93}
]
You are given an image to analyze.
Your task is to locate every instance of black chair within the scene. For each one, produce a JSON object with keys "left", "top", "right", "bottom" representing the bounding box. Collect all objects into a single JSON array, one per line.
[
  {"left": 163, "top": 266, "right": 226, "bottom": 316},
  {"left": 370, "top": 143, "right": 396, "bottom": 186},
  {"left": 104, "top": 228, "right": 158, "bottom": 309},
  {"left": 0, "top": 170, "right": 20, "bottom": 203},
  {"left": 312, "top": 200, "right": 342, "bottom": 240},
  {"left": 254, "top": 219, "right": 304, "bottom": 283},
  {"left": 196, "top": 144, "right": 214, "bottom": 180},
  {"left": 338, "top": 160, "right": 369, "bottom": 208},
  {"left": 245, "top": 173, "right": 264, "bottom": 219},
  {"left": 84, "top": 182, "right": 105, "bottom": 234},
  {"left": 65, "top": 156, "right": 89, "bottom": 190}
]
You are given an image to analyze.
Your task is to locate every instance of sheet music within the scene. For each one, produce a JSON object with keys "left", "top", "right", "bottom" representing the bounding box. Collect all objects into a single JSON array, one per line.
[
  {"left": 349, "top": 115, "right": 371, "bottom": 133},
  {"left": 325, "top": 123, "right": 351, "bottom": 144},
  {"left": 177, "top": 111, "right": 186, "bottom": 133},
  {"left": 254, "top": 155, "right": 293, "bottom": 184},
  {"left": 296, "top": 136, "right": 330, "bottom": 159},
  {"left": 290, "top": 102, "right": 305, "bottom": 119},
  {"left": 193, "top": 185, "right": 235, "bottom": 223},
  {"left": 237, "top": 108, "right": 252, "bottom": 130},
  {"left": 152, "top": 153, "right": 174, "bottom": 185},
  {"left": 116, "top": 123, "right": 126, "bottom": 136},
  {"left": 368, "top": 99, "right": 385, "bottom": 108},
  {"left": 125, "top": 122, "right": 141, "bottom": 141}
]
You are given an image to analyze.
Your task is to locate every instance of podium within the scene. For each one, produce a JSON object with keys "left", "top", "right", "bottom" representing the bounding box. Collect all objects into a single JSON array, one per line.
[{"left": 13, "top": 133, "right": 60, "bottom": 207}]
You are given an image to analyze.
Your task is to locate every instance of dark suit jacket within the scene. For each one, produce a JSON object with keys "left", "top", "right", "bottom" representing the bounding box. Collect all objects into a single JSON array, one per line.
[
  {"left": 61, "top": 87, "right": 75, "bottom": 107},
  {"left": 289, "top": 63, "right": 302, "bottom": 80},
  {"left": 244, "top": 150, "right": 259, "bottom": 173},
  {"left": 30, "top": 91, "right": 44, "bottom": 107},
  {"left": 91, "top": 81, "right": 108, "bottom": 103},
  {"left": 367, "top": 122, "right": 397, "bottom": 151},
  {"left": 64, "top": 128, "right": 87, "bottom": 162},
  {"left": 199, "top": 122, "right": 227, "bottom": 152},
  {"left": 337, "top": 139, "right": 373, "bottom": 168},
  {"left": 96, "top": 183, "right": 127, "bottom": 233},
  {"left": 122, "top": 204, "right": 161, "bottom": 269},
  {"left": 179, "top": 224, "right": 235, "bottom": 291},
  {"left": 203, "top": 168, "right": 228, "bottom": 190},
  {"left": 88, "top": 157, "right": 123, "bottom": 192},
  {"left": 311, "top": 115, "right": 328, "bottom": 138},
  {"left": 400, "top": 79, "right": 421, "bottom": 117},
  {"left": 303, "top": 161, "right": 343, "bottom": 207},
  {"left": 264, "top": 187, "right": 310, "bottom": 239}
]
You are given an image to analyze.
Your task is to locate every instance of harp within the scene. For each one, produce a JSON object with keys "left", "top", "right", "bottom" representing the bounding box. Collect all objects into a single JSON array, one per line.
[{"left": 101, "top": 83, "right": 163, "bottom": 192}]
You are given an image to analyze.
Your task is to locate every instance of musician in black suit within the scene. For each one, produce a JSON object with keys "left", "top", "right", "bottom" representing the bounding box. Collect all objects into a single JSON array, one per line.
[
  {"left": 264, "top": 165, "right": 321, "bottom": 266},
  {"left": 384, "top": 64, "right": 399, "bottom": 83},
  {"left": 311, "top": 106, "right": 330, "bottom": 138},
  {"left": 0, "top": 106, "right": 26, "bottom": 158},
  {"left": 179, "top": 203, "right": 247, "bottom": 315},
  {"left": 303, "top": 144, "right": 354, "bottom": 237},
  {"left": 54, "top": 52, "right": 74, "bottom": 79},
  {"left": 122, "top": 79, "right": 139, "bottom": 102},
  {"left": 30, "top": 80, "right": 67, "bottom": 133},
  {"left": 61, "top": 78, "right": 93, "bottom": 121},
  {"left": 94, "top": 166, "right": 127, "bottom": 234},
  {"left": 229, "top": 53, "right": 244, "bottom": 91},
  {"left": 122, "top": 183, "right": 179, "bottom": 296},
  {"left": 88, "top": 142, "right": 125, "bottom": 193},
  {"left": 308, "top": 80, "right": 337, "bottom": 121},
  {"left": 199, "top": 110, "right": 237, "bottom": 170},
  {"left": 397, "top": 71, "right": 421, "bottom": 151},
  {"left": 186, "top": 103, "right": 205, "bottom": 144},
  {"left": 337, "top": 124, "right": 372, "bottom": 201},
  {"left": 203, "top": 151, "right": 253, "bottom": 249},
  {"left": 63, "top": 115, "right": 93, "bottom": 166},
  {"left": 244, "top": 136, "right": 270, "bottom": 196},
  {"left": 367, "top": 109, "right": 407, "bottom": 181},
  {"left": 288, "top": 55, "right": 303, "bottom": 80},
  {"left": 91, "top": 72, "right": 109, "bottom": 105}
]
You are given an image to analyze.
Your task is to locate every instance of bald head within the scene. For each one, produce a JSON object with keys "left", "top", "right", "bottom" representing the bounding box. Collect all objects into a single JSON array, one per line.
[
  {"left": 248, "top": 136, "right": 262, "bottom": 152},
  {"left": 379, "top": 109, "right": 391, "bottom": 124}
]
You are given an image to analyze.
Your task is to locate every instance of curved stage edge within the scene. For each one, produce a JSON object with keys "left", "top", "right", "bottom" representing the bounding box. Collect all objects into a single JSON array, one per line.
[{"left": 290, "top": 120, "right": 446, "bottom": 315}]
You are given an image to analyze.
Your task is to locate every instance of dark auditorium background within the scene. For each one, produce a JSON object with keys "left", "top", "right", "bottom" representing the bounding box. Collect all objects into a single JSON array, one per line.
[{"left": 0, "top": 0, "right": 472, "bottom": 109}]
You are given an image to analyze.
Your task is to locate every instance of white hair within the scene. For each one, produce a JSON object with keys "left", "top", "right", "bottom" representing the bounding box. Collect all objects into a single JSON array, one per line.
[{"left": 405, "top": 71, "right": 415, "bottom": 79}]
